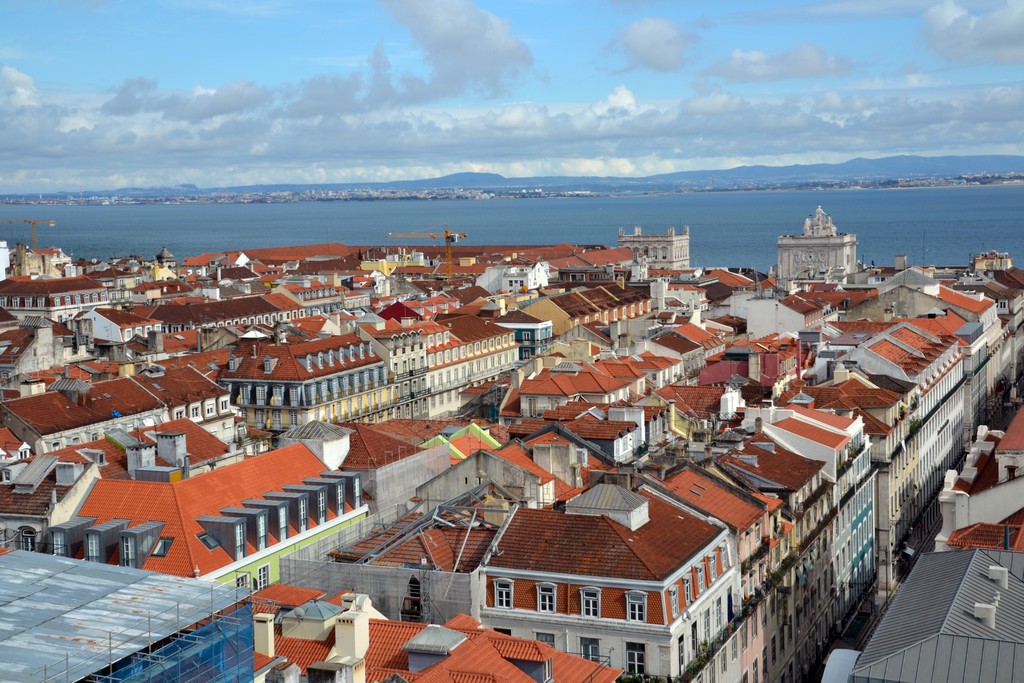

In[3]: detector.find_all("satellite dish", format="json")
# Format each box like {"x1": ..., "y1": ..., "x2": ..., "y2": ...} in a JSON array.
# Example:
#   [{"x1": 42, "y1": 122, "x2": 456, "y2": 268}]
[{"x1": 292, "y1": 607, "x2": 305, "y2": 621}]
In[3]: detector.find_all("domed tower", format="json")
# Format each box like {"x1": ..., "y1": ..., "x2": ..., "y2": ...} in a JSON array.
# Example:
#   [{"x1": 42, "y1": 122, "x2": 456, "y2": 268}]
[{"x1": 154, "y1": 243, "x2": 176, "y2": 270}]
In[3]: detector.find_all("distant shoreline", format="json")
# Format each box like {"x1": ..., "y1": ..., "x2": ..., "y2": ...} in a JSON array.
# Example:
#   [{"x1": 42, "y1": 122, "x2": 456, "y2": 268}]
[{"x1": 2, "y1": 176, "x2": 1021, "y2": 207}]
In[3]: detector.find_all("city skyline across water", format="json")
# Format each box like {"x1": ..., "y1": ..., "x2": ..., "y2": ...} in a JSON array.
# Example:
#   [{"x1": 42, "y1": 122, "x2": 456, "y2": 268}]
[{"x1": 1, "y1": 184, "x2": 1021, "y2": 271}]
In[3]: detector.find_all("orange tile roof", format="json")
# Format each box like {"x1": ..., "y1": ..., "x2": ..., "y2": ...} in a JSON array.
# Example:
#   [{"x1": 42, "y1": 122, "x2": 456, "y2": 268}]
[
  {"x1": 254, "y1": 583, "x2": 326, "y2": 609},
  {"x1": 937, "y1": 285, "x2": 994, "y2": 315},
  {"x1": 76, "y1": 443, "x2": 348, "y2": 577},
  {"x1": 489, "y1": 489, "x2": 719, "y2": 580},
  {"x1": 663, "y1": 468, "x2": 764, "y2": 531}
]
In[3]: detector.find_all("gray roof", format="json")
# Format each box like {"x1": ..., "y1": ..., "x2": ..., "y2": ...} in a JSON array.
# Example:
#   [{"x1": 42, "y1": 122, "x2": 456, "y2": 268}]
[
  {"x1": 403, "y1": 624, "x2": 467, "y2": 654},
  {"x1": 887, "y1": 268, "x2": 938, "y2": 287},
  {"x1": 290, "y1": 598, "x2": 343, "y2": 621},
  {"x1": 852, "y1": 550, "x2": 1024, "y2": 683},
  {"x1": 567, "y1": 483, "x2": 646, "y2": 513},
  {"x1": 0, "y1": 550, "x2": 243, "y2": 683},
  {"x1": 279, "y1": 420, "x2": 354, "y2": 441}
]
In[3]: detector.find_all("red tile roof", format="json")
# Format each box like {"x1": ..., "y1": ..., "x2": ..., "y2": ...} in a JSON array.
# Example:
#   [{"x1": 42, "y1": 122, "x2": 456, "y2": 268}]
[
  {"x1": 338, "y1": 423, "x2": 425, "y2": 469},
  {"x1": 489, "y1": 489, "x2": 720, "y2": 580},
  {"x1": 662, "y1": 468, "x2": 764, "y2": 532},
  {"x1": 76, "y1": 443, "x2": 348, "y2": 577}
]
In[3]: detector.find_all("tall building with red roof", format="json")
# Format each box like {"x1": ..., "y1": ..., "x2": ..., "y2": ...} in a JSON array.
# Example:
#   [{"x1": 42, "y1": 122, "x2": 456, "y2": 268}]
[{"x1": 480, "y1": 480, "x2": 735, "y2": 679}]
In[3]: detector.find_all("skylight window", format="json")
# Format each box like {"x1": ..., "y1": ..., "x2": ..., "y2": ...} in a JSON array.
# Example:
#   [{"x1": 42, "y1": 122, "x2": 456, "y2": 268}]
[
  {"x1": 151, "y1": 537, "x2": 174, "y2": 557},
  {"x1": 196, "y1": 532, "x2": 220, "y2": 550}
]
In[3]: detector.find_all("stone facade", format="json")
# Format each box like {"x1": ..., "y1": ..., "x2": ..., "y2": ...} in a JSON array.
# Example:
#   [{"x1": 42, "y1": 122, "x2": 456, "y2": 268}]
[
  {"x1": 618, "y1": 226, "x2": 690, "y2": 269},
  {"x1": 776, "y1": 206, "x2": 858, "y2": 283}
]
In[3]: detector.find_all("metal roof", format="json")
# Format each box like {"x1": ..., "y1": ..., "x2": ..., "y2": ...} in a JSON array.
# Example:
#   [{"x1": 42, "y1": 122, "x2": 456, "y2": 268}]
[
  {"x1": 0, "y1": 549, "x2": 244, "y2": 682},
  {"x1": 403, "y1": 624, "x2": 467, "y2": 654},
  {"x1": 852, "y1": 550, "x2": 1024, "y2": 683},
  {"x1": 279, "y1": 420, "x2": 354, "y2": 441},
  {"x1": 567, "y1": 483, "x2": 646, "y2": 513}
]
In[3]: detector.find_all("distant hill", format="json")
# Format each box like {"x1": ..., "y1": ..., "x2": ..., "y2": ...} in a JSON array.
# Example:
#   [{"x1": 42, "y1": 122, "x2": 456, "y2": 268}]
[{"x1": 18, "y1": 154, "x2": 1024, "y2": 199}]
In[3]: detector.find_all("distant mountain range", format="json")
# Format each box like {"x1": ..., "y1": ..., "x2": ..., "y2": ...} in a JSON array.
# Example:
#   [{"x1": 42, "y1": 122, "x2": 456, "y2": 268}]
[{"x1": 15, "y1": 154, "x2": 1024, "y2": 198}]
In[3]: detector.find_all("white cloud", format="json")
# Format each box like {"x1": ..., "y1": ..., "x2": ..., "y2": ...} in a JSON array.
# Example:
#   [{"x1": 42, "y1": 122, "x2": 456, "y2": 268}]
[
  {"x1": 1, "y1": 66, "x2": 39, "y2": 108},
  {"x1": 706, "y1": 43, "x2": 851, "y2": 82},
  {"x1": 377, "y1": 0, "x2": 533, "y2": 98},
  {"x1": 1, "y1": 62, "x2": 1023, "y2": 192},
  {"x1": 922, "y1": 0, "x2": 1024, "y2": 64},
  {"x1": 616, "y1": 18, "x2": 692, "y2": 71}
]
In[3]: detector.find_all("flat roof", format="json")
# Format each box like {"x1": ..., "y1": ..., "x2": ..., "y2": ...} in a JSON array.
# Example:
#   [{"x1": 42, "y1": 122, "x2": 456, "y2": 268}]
[{"x1": 0, "y1": 550, "x2": 244, "y2": 682}]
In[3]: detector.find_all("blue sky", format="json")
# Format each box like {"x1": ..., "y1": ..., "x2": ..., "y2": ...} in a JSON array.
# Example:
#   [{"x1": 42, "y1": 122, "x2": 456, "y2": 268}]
[{"x1": 1, "y1": 0, "x2": 1022, "y2": 192}]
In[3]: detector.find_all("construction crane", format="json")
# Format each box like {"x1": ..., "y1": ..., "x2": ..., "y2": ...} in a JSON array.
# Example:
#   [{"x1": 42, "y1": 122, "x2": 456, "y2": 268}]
[
  {"x1": 386, "y1": 225, "x2": 468, "y2": 282},
  {"x1": 2, "y1": 219, "x2": 56, "y2": 250}
]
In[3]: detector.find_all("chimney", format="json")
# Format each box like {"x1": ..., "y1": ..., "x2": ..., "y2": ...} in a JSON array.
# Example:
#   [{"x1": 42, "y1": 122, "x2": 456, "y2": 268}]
[
  {"x1": 147, "y1": 329, "x2": 164, "y2": 354},
  {"x1": 254, "y1": 613, "x2": 275, "y2": 658},
  {"x1": 127, "y1": 443, "x2": 157, "y2": 478},
  {"x1": 895, "y1": 254, "x2": 908, "y2": 271},
  {"x1": 704, "y1": 444, "x2": 713, "y2": 460},
  {"x1": 335, "y1": 597, "x2": 371, "y2": 660},
  {"x1": 155, "y1": 432, "x2": 188, "y2": 468},
  {"x1": 755, "y1": 417, "x2": 763, "y2": 434}
]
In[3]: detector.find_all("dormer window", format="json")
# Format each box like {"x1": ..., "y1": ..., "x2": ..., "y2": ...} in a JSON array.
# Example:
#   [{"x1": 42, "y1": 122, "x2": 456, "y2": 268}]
[
  {"x1": 709, "y1": 554, "x2": 717, "y2": 580},
  {"x1": 234, "y1": 522, "x2": 246, "y2": 559},
  {"x1": 696, "y1": 565, "x2": 705, "y2": 591},
  {"x1": 297, "y1": 497, "x2": 308, "y2": 533},
  {"x1": 494, "y1": 579, "x2": 513, "y2": 608},
  {"x1": 263, "y1": 356, "x2": 273, "y2": 373},
  {"x1": 120, "y1": 536, "x2": 136, "y2": 568},
  {"x1": 683, "y1": 575, "x2": 693, "y2": 603},
  {"x1": 626, "y1": 591, "x2": 646, "y2": 622},
  {"x1": 85, "y1": 534, "x2": 100, "y2": 562},
  {"x1": 669, "y1": 585, "x2": 679, "y2": 617},
  {"x1": 581, "y1": 587, "x2": 600, "y2": 618},
  {"x1": 537, "y1": 583, "x2": 556, "y2": 612}
]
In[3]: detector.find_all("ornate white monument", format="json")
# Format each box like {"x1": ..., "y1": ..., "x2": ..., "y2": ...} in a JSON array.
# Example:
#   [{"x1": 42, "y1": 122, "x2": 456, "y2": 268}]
[
  {"x1": 618, "y1": 226, "x2": 690, "y2": 269},
  {"x1": 776, "y1": 206, "x2": 858, "y2": 283}
]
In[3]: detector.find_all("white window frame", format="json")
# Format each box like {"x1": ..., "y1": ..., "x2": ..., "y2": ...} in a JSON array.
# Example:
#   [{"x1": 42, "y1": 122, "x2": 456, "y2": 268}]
[
  {"x1": 626, "y1": 591, "x2": 647, "y2": 622},
  {"x1": 537, "y1": 583, "x2": 556, "y2": 613},
  {"x1": 581, "y1": 587, "x2": 601, "y2": 618},
  {"x1": 495, "y1": 579, "x2": 513, "y2": 608},
  {"x1": 256, "y1": 564, "x2": 271, "y2": 590}
]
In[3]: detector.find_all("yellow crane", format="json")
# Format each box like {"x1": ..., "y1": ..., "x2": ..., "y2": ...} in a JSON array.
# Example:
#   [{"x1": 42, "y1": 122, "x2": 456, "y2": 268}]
[
  {"x1": 2, "y1": 219, "x2": 56, "y2": 250},
  {"x1": 386, "y1": 225, "x2": 468, "y2": 282}
]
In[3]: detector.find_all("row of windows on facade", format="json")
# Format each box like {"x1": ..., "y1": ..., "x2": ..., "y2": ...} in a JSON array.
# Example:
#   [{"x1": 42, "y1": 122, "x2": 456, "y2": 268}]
[
  {"x1": 429, "y1": 354, "x2": 510, "y2": 387},
  {"x1": 428, "y1": 336, "x2": 514, "y2": 366},
  {"x1": 492, "y1": 552, "x2": 724, "y2": 619},
  {"x1": 244, "y1": 369, "x2": 388, "y2": 405},
  {"x1": 0, "y1": 292, "x2": 105, "y2": 308}
]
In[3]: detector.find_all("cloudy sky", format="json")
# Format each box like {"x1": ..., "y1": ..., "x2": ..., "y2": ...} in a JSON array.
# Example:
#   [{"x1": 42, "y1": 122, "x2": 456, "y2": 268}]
[{"x1": 1, "y1": 0, "x2": 1022, "y2": 192}]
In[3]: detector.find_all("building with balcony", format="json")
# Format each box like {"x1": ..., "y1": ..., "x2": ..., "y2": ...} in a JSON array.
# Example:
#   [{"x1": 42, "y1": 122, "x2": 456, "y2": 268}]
[
  {"x1": 358, "y1": 320, "x2": 428, "y2": 420},
  {"x1": 222, "y1": 334, "x2": 391, "y2": 431}
]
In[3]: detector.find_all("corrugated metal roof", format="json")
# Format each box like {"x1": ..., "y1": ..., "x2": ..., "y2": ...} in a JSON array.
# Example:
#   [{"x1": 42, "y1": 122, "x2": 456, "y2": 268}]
[
  {"x1": 567, "y1": 483, "x2": 646, "y2": 513},
  {"x1": 853, "y1": 550, "x2": 1024, "y2": 682},
  {"x1": 11, "y1": 454, "x2": 58, "y2": 491},
  {"x1": 280, "y1": 420, "x2": 354, "y2": 441},
  {"x1": 0, "y1": 550, "x2": 243, "y2": 682}
]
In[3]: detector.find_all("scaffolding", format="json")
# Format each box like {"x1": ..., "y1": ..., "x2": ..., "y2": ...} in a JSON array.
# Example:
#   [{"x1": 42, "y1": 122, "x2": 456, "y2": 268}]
[
  {"x1": 86, "y1": 605, "x2": 254, "y2": 683},
  {"x1": 279, "y1": 484, "x2": 515, "y2": 625}
]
